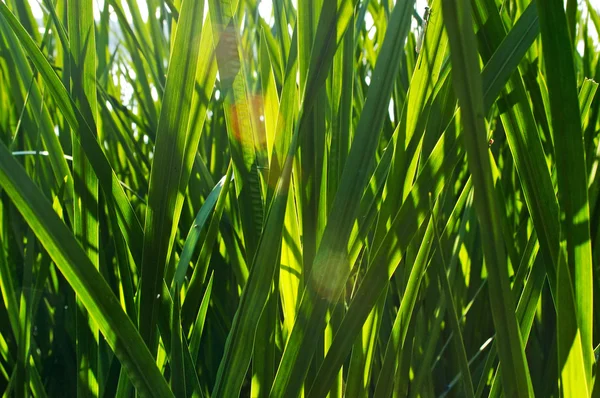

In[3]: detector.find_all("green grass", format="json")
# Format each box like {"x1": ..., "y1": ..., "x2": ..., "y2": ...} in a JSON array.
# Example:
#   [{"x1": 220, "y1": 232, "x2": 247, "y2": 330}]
[{"x1": 0, "y1": 0, "x2": 599, "y2": 396}]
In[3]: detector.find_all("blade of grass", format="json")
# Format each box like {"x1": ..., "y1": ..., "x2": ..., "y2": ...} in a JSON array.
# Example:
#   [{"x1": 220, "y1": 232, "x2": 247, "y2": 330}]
[
  {"x1": 0, "y1": 141, "x2": 173, "y2": 397},
  {"x1": 271, "y1": 0, "x2": 414, "y2": 394},
  {"x1": 428, "y1": 193, "x2": 475, "y2": 397},
  {"x1": 537, "y1": 0, "x2": 594, "y2": 392},
  {"x1": 209, "y1": 0, "x2": 265, "y2": 263},
  {"x1": 181, "y1": 164, "x2": 233, "y2": 329},
  {"x1": 67, "y1": 0, "x2": 100, "y2": 395},
  {"x1": 0, "y1": 13, "x2": 74, "y2": 217},
  {"x1": 442, "y1": 0, "x2": 533, "y2": 394},
  {"x1": 372, "y1": 216, "x2": 435, "y2": 398},
  {"x1": 137, "y1": 0, "x2": 205, "y2": 351},
  {"x1": 0, "y1": 2, "x2": 144, "y2": 264},
  {"x1": 189, "y1": 272, "x2": 214, "y2": 363},
  {"x1": 172, "y1": 173, "x2": 228, "y2": 289},
  {"x1": 170, "y1": 286, "x2": 185, "y2": 398},
  {"x1": 210, "y1": 1, "x2": 357, "y2": 395},
  {"x1": 472, "y1": 0, "x2": 560, "y2": 296}
]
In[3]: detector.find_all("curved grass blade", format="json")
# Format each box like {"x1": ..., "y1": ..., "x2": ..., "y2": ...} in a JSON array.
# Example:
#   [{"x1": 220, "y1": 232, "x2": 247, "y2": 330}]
[
  {"x1": 480, "y1": 2, "x2": 540, "y2": 111},
  {"x1": 181, "y1": 164, "x2": 233, "y2": 329},
  {"x1": 172, "y1": 173, "x2": 229, "y2": 289},
  {"x1": 189, "y1": 272, "x2": 214, "y2": 363},
  {"x1": 373, "y1": 0, "x2": 448, "y2": 256}
]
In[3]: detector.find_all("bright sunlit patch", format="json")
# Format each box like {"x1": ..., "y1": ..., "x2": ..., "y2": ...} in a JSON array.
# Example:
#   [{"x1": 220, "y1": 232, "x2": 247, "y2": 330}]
[
  {"x1": 112, "y1": 69, "x2": 119, "y2": 87},
  {"x1": 29, "y1": 0, "x2": 43, "y2": 19},
  {"x1": 413, "y1": 0, "x2": 432, "y2": 39},
  {"x1": 121, "y1": 0, "x2": 133, "y2": 23},
  {"x1": 578, "y1": 39, "x2": 586, "y2": 55},
  {"x1": 139, "y1": 1, "x2": 149, "y2": 22},
  {"x1": 109, "y1": 5, "x2": 118, "y2": 23},
  {"x1": 416, "y1": 0, "x2": 429, "y2": 12},
  {"x1": 241, "y1": 13, "x2": 247, "y2": 31},
  {"x1": 118, "y1": 74, "x2": 134, "y2": 104},
  {"x1": 309, "y1": 248, "x2": 349, "y2": 302},
  {"x1": 258, "y1": 1, "x2": 274, "y2": 25},
  {"x1": 364, "y1": 11, "x2": 374, "y2": 31},
  {"x1": 117, "y1": 0, "x2": 148, "y2": 23},
  {"x1": 578, "y1": 1, "x2": 600, "y2": 54},
  {"x1": 479, "y1": 337, "x2": 493, "y2": 352},
  {"x1": 365, "y1": 12, "x2": 376, "y2": 40},
  {"x1": 94, "y1": 0, "x2": 104, "y2": 21}
]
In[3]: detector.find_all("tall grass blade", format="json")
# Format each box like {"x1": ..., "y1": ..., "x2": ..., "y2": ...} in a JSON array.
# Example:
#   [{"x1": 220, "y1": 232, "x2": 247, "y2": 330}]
[{"x1": 442, "y1": 0, "x2": 533, "y2": 394}]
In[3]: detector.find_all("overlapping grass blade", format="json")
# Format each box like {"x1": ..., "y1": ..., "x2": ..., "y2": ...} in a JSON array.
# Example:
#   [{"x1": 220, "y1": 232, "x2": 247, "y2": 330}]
[
  {"x1": 1, "y1": 0, "x2": 599, "y2": 395},
  {"x1": 537, "y1": 0, "x2": 595, "y2": 392},
  {"x1": 0, "y1": 2, "x2": 144, "y2": 261},
  {"x1": 211, "y1": 1, "x2": 357, "y2": 395},
  {"x1": 67, "y1": 0, "x2": 100, "y2": 394},
  {"x1": 442, "y1": 0, "x2": 533, "y2": 394},
  {"x1": 0, "y1": 141, "x2": 173, "y2": 397},
  {"x1": 271, "y1": 2, "x2": 417, "y2": 395},
  {"x1": 137, "y1": 0, "x2": 205, "y2": 351}
]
